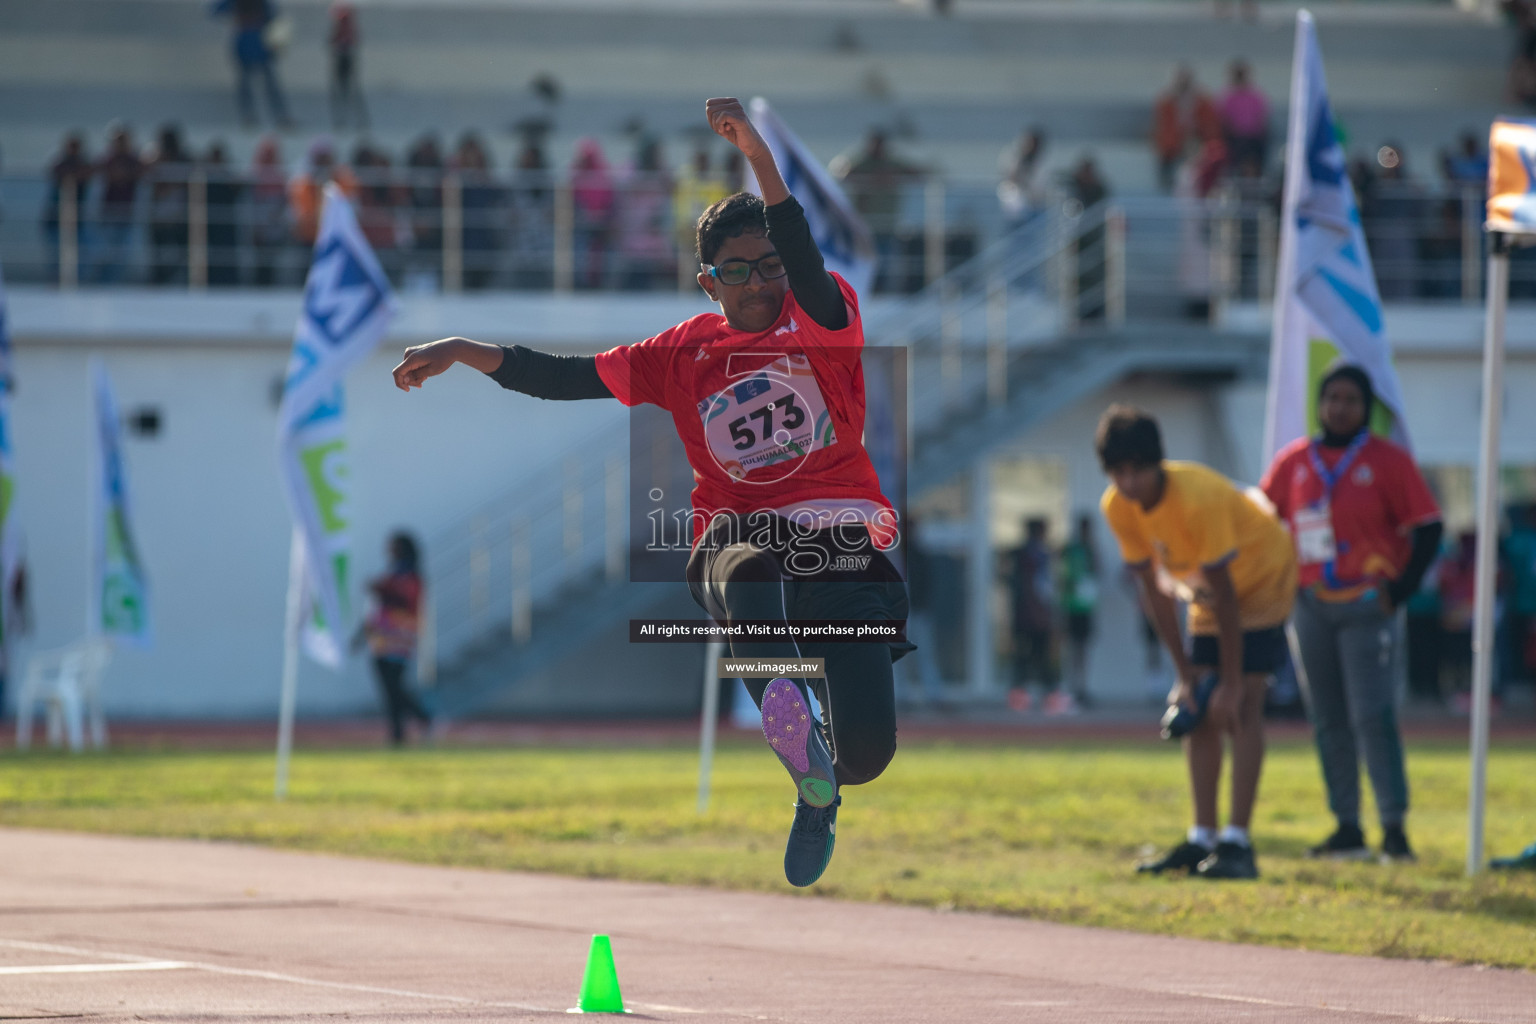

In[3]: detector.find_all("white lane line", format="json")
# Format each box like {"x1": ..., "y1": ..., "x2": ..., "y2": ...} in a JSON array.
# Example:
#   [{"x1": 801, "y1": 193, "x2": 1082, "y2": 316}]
[
  {"x1": 0, "y1": 939, "x2": 552, "y2": 1013},
  {"x1": 1164, "y1": 989, "x2": 1501, "y2": 1024},
  {"x1": 0, "y1": 962, "x2": 189, "y2": 975}
]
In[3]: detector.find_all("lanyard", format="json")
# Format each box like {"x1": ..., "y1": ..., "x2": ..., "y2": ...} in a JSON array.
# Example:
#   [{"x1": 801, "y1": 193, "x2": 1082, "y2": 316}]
[
  {"x1": 1303, "y1": 432, "x2": 1374, "y2": 592},
  {"x1": 1306, "y1": 431, "x2": 1369, "y2": 505}
]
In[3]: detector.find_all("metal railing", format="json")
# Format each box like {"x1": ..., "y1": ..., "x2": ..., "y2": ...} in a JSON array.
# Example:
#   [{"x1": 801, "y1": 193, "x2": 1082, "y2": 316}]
[
  {"x1": 4, "y1": 167, "x2": 1019, "y2": 296},
  {"x1": 421, "y1": 419, "x2": 629, "y2": 677}
]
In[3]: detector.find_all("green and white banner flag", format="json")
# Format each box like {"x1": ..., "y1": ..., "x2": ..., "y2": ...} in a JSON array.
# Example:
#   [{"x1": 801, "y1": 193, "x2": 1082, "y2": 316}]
[
  {"x1": 91, "y1": 359, "x2": 151, "y2": 645},
  {"x1": 277, "y1": 184, "x2": 396, "y2": 668},
  {"x1": 1263, "y1": 11, "x2": 1409, "y2": 461}
]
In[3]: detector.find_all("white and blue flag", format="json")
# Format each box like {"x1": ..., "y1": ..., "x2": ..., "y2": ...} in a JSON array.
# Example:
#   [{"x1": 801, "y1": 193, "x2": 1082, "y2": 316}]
[
  {"x1": 747, "y1": 98, "x2": 877, "y2": 296},
  {"x1": 1263, "y1": 10, "x2": 1409, "y2": 462},
  {"x1": 91, "y1": 359, "x2": 152, "y2": 646},
  {"x1": 277, "y1": 184, "x2": 397, "y2": 667}
]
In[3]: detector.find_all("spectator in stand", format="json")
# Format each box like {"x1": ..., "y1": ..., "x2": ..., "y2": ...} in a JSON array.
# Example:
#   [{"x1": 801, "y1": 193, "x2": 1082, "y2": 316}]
[
  {"x1": 1219, "y1": 60, "x2": 1269, "y2": 175},
  {"x1": 351, "y1": 140, "x2": 402, "y2": 276},
  {"x1": 1504, "y1": 0, "x2": 1536, "y2": 108},
  {"x1": 1261, "y1": 364, "x2": 1442, "y2": 864},
  {"x1": 288, "y1": 136, "x2": 357, "y2": 248},
  {"x1": 202, "y1": 141, "x2": 244, "y2": 287},
  {"x1": 509, "y1": 137, "x2": 554, "y2": 289},
  {"x1": 405, "y1": 135, "x2": 445, "y2": 279},
  {"x1": 832, "y1": 128, "x2": 922, "y2": 292},
  {"x1": 454, "y1": 132, "x2": 503, "y2": 290},
  {"x1": 328, "y1": 1, "x2": 368, "y2": 131},
  {"x1": 42, "y1": 133, "x2": 91, "y2": 281},
  {"x1": 93, "y1": 123, "x2": 144, "y2": 284},
  {"x1": 251, "y1": 135, "x2": 289, "y2": 286},
  {"x1": 674, "y1": 145, "x2": 729, "y2": 260},
  {"x1": 570, "y1": 137, "x2": 615, "y2": 289},
  {"x1": 1363, "y1": 144, "x2": 1420, "y2": 300},
  {"x1": 1008, "y1": 517, "x2": 1059, "y2": 713},
  {"x1": 1070, "y1": 155, "x2": 1110, "y2": 321},
  {"x1": 214, "y1": 0, "x2": 293, "y2": 130},
  {"x1": 998, "y1": 125, "x2": 1049, "y2": 225},
  {"x1": 615, "y1": 135, "x2": 675, "y2": 291},
  {"x1": 1152, "y1": 66, "x2": 1220, "y2": 193},
  {"x1": 1059, "y1": 513, "x2": 1100, "y2": 709},
  {"x1": 147, "y1": 124, "x2": 192, "y2": 286},
  {"x1": 1442, "y1": 131, "x2": 1490, "y2": 188}
]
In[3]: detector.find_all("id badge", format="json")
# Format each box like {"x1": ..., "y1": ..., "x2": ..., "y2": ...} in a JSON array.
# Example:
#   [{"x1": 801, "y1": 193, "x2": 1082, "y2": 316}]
[{"x1": 1294, "y1": 504, "x2": 1336, "y2": 565}]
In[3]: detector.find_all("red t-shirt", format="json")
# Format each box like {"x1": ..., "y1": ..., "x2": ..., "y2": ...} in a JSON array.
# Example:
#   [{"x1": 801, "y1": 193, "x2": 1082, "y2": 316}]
[
  {"x1": 594, "y1": 274, "x2": 895, "y2": 545},
  {"x1": 1261, "y1": 434, "x2": 1440, "y2": 597}
]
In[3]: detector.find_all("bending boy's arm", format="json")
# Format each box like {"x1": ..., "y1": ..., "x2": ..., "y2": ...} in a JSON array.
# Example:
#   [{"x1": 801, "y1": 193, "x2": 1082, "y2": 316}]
[
  {"x1": 1130, "y1": 561, "x2": 1194, "y2": 689},
  {"x1": 707, "y1": 97, "x2": 847, "y2": 330},
  {"x1": 392, "y1": 338, "x2": 614, "y2": 400}
]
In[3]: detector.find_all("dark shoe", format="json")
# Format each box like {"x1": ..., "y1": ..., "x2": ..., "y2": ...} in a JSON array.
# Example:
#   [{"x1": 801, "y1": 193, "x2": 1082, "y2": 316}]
[
  {"x1": 784, "y1": 795, "x2": 840, "y2": 887},
  {"x1": 1489, "y1": 842, "x2": 1536, "y2": 871},
  {"x1": 761, "y1": 678, "x2": 837, "y2": 807},
  {"x1": 1197, "y1": 841, "x2": 1260, "y2": 879},
  {"x1": 1136, "y1": 840, "x2": 1212, "y2": 875},
  {"x1": 1380, "y1": 825, "x2": 1416, "y2": 864},
  {"x1": 1307, "y1": 822, "x2": 1373, "y2": 861}
]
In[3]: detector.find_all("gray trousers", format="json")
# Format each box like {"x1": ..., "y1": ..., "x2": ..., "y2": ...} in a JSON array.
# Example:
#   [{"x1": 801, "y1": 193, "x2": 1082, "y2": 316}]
[{"x1": 1288, "y1": 589, "x2": 1410, "y2": 828}]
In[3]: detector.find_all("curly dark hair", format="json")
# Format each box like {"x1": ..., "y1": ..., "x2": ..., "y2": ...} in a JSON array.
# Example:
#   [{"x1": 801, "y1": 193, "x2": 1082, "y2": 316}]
[
  {"x1": 1095, "y1": 405, "x2": 1164, "y2": 471},
  {"x1": 696, "y1": 191, "x2": 768, "y2": 266}
]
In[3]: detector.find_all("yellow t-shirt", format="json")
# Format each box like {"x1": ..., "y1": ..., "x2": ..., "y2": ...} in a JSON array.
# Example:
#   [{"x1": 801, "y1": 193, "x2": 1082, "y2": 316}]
[{"x1": 1101, "y1": 461, "x2": 1297, "y2": 635}]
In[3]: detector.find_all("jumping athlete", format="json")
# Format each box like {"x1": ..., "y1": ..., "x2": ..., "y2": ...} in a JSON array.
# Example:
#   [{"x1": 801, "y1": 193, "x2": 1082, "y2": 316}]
[{"x1": 391, "y1": 97, "x2": 911, "y2": 887}]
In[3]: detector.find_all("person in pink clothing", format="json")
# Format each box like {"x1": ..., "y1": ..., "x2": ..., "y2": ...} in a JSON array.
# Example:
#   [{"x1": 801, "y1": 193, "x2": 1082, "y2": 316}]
[{"x1": 1220, "y1": 60, "x2": 1270, "y2": 174}]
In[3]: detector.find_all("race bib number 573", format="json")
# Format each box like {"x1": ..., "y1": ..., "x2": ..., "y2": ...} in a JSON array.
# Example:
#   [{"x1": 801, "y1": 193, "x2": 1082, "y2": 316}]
[{"x1": 697, "y1": 355, "x2": 836, "y2": 483}]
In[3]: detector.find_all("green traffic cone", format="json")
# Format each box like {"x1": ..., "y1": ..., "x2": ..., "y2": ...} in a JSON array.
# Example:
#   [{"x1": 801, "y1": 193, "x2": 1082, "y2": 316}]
[{"x1": 571, "y1": 934, "x2": 628, "y2": 1014}]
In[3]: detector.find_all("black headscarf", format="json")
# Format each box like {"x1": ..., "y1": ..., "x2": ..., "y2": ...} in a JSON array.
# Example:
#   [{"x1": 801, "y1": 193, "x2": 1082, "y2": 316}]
[{"x1": 1317, "y1": 363, "x2": 1375, "y2": 447}]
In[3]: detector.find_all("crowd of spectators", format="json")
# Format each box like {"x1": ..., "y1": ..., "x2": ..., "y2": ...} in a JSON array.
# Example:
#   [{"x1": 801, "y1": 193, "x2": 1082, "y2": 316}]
[{"x1": 39, "y1": 125, "x2": 749, "y2": 292}]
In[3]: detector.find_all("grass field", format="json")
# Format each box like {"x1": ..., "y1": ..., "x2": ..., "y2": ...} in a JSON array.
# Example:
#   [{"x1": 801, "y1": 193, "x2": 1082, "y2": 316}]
[{"x1": 2, "y1": 735, "x2": 1533, "y2": 970}]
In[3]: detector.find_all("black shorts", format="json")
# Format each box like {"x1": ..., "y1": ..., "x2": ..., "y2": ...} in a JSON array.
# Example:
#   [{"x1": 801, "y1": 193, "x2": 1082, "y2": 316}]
[
  {"x1": 685, "y1": 512, "x2": 914, "y2": 663},
  {"x1": 1189, "y1": 625, "x2": 1288, "y2": 674}
]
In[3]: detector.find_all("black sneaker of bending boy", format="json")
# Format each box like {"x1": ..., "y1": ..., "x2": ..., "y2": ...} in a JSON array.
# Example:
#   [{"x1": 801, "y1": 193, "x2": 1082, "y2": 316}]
[
  {"x1": 1136, "y1": 839, "x2": 1212, "y2": 875},
  {"x1": 1197, "y1": 841, "x2": 1259, "y2": 879}
]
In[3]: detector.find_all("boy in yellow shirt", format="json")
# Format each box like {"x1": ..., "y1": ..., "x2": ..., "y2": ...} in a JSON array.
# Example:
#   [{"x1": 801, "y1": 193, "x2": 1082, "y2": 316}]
[{"x1": 1098, "y1": 406, "x2": 1297, "y2": 879}]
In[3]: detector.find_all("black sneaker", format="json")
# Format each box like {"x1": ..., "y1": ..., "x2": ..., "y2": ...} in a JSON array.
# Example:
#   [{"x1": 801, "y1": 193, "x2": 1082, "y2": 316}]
[
  {"x1": 784, "y1": 795, "x2": 840, "y2": 887},
  {"x1": 1197, "y1": 841, "x2": 1260, "y2": 880},
  {"x1": 1307, "y1": 822, "x2": 1372, "y2": 861},
  {"x1": 1380, "y1": 826, "x2": 1417, "y2": 864},
  {"x1": 760, "y1": 678, "x2": 838, "y2": 807},
  {"x1": 1136, "y1": 840, "x2": 1212, "y2": 875}
]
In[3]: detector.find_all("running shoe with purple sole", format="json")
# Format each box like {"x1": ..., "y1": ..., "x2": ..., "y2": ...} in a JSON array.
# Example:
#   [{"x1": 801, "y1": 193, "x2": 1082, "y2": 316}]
[{"x1": 760, "y1": 677, "x2": 838, "y2": 807}]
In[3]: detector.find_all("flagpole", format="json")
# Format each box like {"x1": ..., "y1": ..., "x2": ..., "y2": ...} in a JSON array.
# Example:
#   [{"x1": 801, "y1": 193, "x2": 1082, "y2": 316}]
[
  {"x1": 1467, "y1": 232, "x2": 1509, "y2": 875},
  {"x1": 275, "y1": 529, "x2": 303, "y2": 800}
]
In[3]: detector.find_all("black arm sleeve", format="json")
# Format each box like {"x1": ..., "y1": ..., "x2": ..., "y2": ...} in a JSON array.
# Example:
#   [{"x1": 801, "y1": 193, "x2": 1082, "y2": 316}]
[
  {"x1": 1389, "y1": 520, "x2": 1444, "y2": 607},
  {"x1": 764, "y1": 196, "x2": 848, "y2": 331},
  {"x1": 485, "y1": 344, "x2": 614, "y2": 401}
]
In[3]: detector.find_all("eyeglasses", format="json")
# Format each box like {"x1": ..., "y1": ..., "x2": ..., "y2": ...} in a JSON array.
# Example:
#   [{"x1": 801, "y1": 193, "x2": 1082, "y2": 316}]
[{"x1": 707, "y1": 255, "x2": 787, "y2": 286}]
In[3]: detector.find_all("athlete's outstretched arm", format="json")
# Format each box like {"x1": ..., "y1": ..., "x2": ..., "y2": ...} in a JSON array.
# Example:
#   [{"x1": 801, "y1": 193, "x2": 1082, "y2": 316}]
[
  {"x1": 392, "y1": 337, "x2": 613, "y2": 401},
  {"x1": 706, "y1": 97, "x2": 848, "y2": 331}
]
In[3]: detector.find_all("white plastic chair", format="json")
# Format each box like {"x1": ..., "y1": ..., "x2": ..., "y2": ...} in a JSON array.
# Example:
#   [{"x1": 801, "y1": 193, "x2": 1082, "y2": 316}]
[{"x1": 15, "y1": 638, "x2": 111, "y2": 751}]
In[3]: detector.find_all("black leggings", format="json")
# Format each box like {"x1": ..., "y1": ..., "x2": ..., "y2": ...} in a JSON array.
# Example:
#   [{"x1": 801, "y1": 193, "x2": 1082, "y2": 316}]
[
  {"x1": 688, "y1": 518, "x2": 910, "y2": 788},
  {"x1": 373, "y1": 657, "x2": 430, "y2": 745}
]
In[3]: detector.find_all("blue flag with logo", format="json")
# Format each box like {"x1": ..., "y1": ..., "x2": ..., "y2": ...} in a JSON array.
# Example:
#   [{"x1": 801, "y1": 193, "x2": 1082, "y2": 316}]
[
  {"x1": 746, "y1": 98, "x2": 876, "y2": 296},
  {"x1": 277, "y1": 185, "x2": 397, "y2": 667},
  {"x1": 1263, "y1": 11, "x2": 1409, "y2": 462}
]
